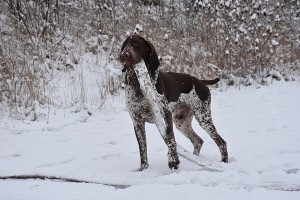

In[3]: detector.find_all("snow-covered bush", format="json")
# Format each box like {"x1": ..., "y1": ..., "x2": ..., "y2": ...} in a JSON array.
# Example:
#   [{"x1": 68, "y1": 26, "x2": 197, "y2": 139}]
[{"x1": 0, "y1": 0, "x2": 299, "y2": 119}]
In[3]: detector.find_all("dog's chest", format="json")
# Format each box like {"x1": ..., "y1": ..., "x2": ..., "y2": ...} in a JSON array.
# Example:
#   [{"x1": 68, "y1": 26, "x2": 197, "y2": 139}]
[{"x1": 125, "y1": 84, "x2": 155, "y2": 123}]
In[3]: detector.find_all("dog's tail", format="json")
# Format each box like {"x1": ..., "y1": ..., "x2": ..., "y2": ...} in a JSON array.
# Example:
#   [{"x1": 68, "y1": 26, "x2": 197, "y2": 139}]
[{"x1": 201, "y1": 78, "x2": 220, "y2": 85}]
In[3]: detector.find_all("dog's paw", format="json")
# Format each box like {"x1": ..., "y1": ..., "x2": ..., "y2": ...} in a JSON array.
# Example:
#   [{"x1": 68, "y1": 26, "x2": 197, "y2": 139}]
[
  {"x1": 168, "y1": 159, "x2": 180, "y2": 170},
  {"x1": 168, "y1": 153, "x2": 180, "y2": 170},
  {"x1": 139, "y1": 163, "x2": 149, "y2": 171},
  {"x1": 222, "y1": 156, "x2": 228, "y2": 163},
  {"x1": 167, "y1": 149, "x2": 180, "y2": 170},
  {"x1": 221, "y1": 151, "x2": 229, "y2": 163}
]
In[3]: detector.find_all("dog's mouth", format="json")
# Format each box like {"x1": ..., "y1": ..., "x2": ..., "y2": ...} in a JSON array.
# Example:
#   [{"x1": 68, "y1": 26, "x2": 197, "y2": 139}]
[
  {"x1": 119, "y1": 52, "x2": 134, "y2": 71},
  {"x1": 120, "y1": 58, "x2": 142, "y2": 72},
  {"x1": 119, "y1": 51, "x2": 143, "y2": 72},
  {"x1": 123, "y1": 61, "x2": 133, "y2": 68},
  {"x1": 121, "y1": 61, "x2": 133, "y2": 72}
]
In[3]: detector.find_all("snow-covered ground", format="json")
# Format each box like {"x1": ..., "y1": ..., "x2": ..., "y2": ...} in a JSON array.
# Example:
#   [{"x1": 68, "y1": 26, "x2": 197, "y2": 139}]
[{"x1": 1, "y1": 81, "x2": 300, "y2": 200}]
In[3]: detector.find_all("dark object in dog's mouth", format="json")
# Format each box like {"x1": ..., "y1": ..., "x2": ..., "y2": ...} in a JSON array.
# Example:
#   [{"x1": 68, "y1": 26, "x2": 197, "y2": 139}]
[{"x1": 122, "y1": 62, "x2": 134, "y2": 72}]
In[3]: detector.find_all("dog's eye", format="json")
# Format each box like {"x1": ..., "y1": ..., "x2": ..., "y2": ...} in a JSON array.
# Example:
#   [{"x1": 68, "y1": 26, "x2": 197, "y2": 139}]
[{"x1": 132, "y1": 41, "x2": 139, "y2": 47}]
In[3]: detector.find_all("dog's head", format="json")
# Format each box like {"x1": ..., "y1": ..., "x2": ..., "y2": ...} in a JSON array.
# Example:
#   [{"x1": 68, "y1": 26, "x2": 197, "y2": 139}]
[{"x1": 119, "y1": 35, "x2": 160, "y2": 76}]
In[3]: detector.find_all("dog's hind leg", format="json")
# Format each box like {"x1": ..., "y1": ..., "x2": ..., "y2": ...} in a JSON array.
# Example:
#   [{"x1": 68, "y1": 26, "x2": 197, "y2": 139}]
[
  {"x1": 194, "y1": 99, "x2": 228, "y2": 163},
  {"x1": 173, "y1": 105, "x2": 204, "y2": 156},
  {"x1": 133, "y1": 120, "x2": 149, "y2": 170}
]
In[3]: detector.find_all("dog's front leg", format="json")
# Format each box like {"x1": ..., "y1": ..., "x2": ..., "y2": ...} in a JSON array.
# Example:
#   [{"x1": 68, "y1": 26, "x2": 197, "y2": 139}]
[
  {"x1": 133, "y1": 121, "x2": 149, "y2": 171},
  {"x1": 163, "y1": 109, "x2": 180, "y2": 169}
]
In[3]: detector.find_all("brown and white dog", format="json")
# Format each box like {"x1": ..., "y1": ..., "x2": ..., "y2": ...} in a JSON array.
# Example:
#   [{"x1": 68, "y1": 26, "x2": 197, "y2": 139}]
[{"x1": 119, "y1": 35, "x2": 228, "y2": 170}]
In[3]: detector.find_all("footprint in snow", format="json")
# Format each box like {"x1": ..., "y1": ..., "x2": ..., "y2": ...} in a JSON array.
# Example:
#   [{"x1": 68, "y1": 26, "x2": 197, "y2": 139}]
[{"x1": 285, "y1": 168, "x2": 299, "y2": 174}]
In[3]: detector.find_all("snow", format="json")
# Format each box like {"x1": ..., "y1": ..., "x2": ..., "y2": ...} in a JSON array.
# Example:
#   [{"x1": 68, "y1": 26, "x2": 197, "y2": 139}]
[
  {"x1": 164, "y1": 34, "x2": 169, "y2": 40},
  {"x1": 250, "y1": 13, "x2": 257, "y2": 20},
  {"x1": 1, "y1": 81, "x2": 300, "y2": 199},
  {"x1": 272, "y1": 39, "x2": 279, "y2": 46},
  {"x1": 134, "y1": 24, "x2": 143, "y2": 34}
]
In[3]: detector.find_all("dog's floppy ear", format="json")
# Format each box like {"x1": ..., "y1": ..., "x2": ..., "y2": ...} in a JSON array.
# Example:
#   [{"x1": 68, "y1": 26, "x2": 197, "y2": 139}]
[
  {"x1": 121, "y1": 36, "x2": 130, "y2": 52},
  {"x1": 145, "y1": 39, "x2": 160, "y2": 79}
]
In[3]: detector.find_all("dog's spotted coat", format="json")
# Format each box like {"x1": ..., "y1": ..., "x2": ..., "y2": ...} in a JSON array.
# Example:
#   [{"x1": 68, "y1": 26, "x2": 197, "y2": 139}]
[{"x1": 119, "y1": 35, "x2": 228, "y2": 170}]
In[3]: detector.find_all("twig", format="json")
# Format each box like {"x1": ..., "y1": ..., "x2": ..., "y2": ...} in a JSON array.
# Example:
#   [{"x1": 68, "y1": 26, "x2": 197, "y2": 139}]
[
  {"x1": 0, "y1": 175, "x2": 130, "y2": 189},
  {"x1": 3, "y1": 123, "x2": 16, "y2": 135},
  {"x1": 177, "y1": 144, "x2": 223, "y2": 172}
]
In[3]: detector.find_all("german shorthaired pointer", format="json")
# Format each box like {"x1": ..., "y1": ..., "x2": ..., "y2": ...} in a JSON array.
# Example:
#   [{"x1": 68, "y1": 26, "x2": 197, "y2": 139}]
[{"x1": 119, "y1": 35, "x2": 228, "y2": 170}]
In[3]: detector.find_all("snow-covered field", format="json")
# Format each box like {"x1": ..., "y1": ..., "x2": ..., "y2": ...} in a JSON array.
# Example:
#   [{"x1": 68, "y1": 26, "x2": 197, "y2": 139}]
[{"x1": 1, "y1": 81, "x2": 300, "y2": 200}]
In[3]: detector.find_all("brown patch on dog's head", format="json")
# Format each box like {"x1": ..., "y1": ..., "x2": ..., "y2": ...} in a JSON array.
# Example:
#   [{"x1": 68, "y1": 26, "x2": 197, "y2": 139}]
[{"x1": 119, "y1": 35, "x2": 160, "y2": 77}]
